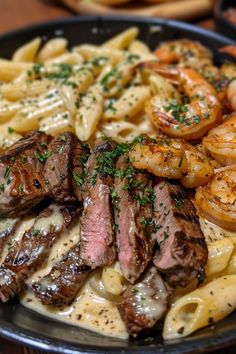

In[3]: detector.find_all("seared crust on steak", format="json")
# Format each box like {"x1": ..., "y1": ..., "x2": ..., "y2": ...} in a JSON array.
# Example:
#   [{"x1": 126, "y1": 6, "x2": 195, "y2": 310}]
[
  {"x1": 44, "y1": 132, "x2": 89, "y2": 202},
  {"x1": 153, "y1": 180, "x2": 208, "y2": 287},
  {"x1": 118, "y1": 266, "x2": 169, "y2": 334},
  {"x1": 32, "y1": 244, "x2": 90, "y2": 306},
  {"x1": 0, "y1": 131, "x2": 52, "y2": 217},
  {"x1": 0, "y1": 204, "x2": 81, "y2": 302}
]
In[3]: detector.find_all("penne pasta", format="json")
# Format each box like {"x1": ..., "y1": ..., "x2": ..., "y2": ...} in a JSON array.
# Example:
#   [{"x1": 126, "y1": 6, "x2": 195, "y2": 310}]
[
  {"x1": 75, "y1": 84, "x2": 104, "y2": 141},
  {"x1": 39, "y1": 111, "x2": 74, "y2": 135},
  {"x1": 163, "y1": 275, "x2": 236, "y2": 339},
  {"x1": 102, "y1": 27, "x2": 139, "y2": 50},
  {"x1": 102, "y1": 266, "x2": 123, "y2": 296},
  {"x1": 73, "y1": 44, "x2": 124, "y2": 66},
  {"x1": 12, "y1": 37, "x2": 41, "y2": 62},
  {"x1": 0, "y1": 59, "x2": 31, "y2": 82},
  {"x1": 205, "y1": 238, "x2": 234, "y2": 277},
  {"x1": 11, "y1": 89, "x2": 66, "y2": 132},
  {"x1": 37, "y1": 38, "x2": 68, "y2": 62},
  {"x1": 103, "y1": 85, "x2": 150, "y2": 120}
]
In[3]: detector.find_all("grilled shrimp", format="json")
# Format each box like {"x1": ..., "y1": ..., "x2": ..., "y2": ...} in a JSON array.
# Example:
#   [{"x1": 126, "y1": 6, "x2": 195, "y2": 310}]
[
  {"x1": 142, "y1": 63, "x2": 221, "y2": 141},
  {"x1": 195, "y1": 166, "x2": 236, "y2": 231},
  {"x1": 129, "y1": 135, "x2": 214, "y2": 188},
  {"x1": 203, "y1": 114, "x2": 236, "y2": 165},
  {"x1": 154, "y1": 39, "x2": 213, "y2": 70}
]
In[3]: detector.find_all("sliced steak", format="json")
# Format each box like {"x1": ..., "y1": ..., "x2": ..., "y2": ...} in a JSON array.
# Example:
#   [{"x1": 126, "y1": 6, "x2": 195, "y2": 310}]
[
  {"x1": 0, "y1": 131, "x2": 52, "y2": 217},
  {"x1": 114, "y1": 154, "x2": 154, "y2": 284},
  {"x1": 0, "y1": 203, "x2": 81, "y2": 302},
  {"x1": 32, "y1": 243, "x2": 90, "y2": 306},
  {"x1": 0, "y1": 217, "x2": 21, "y2": 254},
  {"x1": 153, "y1": 180, "x2": 208, "y2": 287},
  {"x1": 44, "y1": 132, "x2": 89, "y2": 202},
  {"x1": 79, "y1": 139, "x2": 116, "y2": 268},
  {"x1": 118, "y1": 266, "x2": 169, "y2": 335}
]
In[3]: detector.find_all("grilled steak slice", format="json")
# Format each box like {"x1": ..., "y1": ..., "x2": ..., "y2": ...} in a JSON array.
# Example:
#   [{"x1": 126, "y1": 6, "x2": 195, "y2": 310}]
[
  {"x1": 0, "y1": 131, "x2": 52, "y2": 217},
  {"x1": 118, "y1": 266, "x2": 169, "y2": 334},
  {"x1": 32, "y1": 243, "x2": 90, "y2": 306},
  {"x1": 0, "y1": 204, "x2": 81, "y2": 302},
  {"x1": 0, "y1": 217, "x2": 21, "y2": 254},
  {"x1": 114, "y1": 154, "x2": 154, "y2": 284},
  {"x1": 80, "y1": 139, "x2": 116, "y2": 268},
  {"x1": 153, "y1": 180, "x2": 208, "y2": 287},
  {"x1": 44, "y1": 132, "x2": 88, "y2": 202}
]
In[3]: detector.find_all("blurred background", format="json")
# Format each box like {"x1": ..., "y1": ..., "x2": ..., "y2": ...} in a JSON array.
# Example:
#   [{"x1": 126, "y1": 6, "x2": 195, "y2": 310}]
[{"x1": 0, "y1": 0, "x2": 222, "y2": 34}]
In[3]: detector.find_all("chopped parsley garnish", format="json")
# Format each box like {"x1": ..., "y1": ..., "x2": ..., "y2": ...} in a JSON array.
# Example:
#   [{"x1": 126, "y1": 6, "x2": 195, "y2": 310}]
[
  {"x1": 171, "y1": 192, "x2": 183, "y2": 209},
  {"x1": 100, "y1": 68, "x2": 121, "y2": 92},
  {"x1": 73, "y1": 172, "x2": 84, "y2": 186},
  {"x1": 32, "y1": 228, "x2": 40, "y2": 236},
  {"x1": 35, "y1": 151, "x2": 51, "y2": 163},
  {"x1": 7, "y1": 127, "x2": 14, "y2": 134},
  {"x1": 4, "y1": 166, "x2": 11, "y2": 180}
]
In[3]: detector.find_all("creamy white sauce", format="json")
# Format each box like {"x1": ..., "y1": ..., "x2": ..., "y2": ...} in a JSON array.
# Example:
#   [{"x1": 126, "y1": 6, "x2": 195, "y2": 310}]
[
  {"x1": 21, "y1": 281, "x2": 127, "y2": 339},
  {"x1": 0, "y1": 217, "x2": 18, "y2": 235},
  {"x1": 133, "y1": 268, "x2": 166, "y2": 319},
  {"x1": 19, "y1": 213, "x2": 236, "y2": 339},
  {"x1": 19, "y1": 216, "x2": 128, "y2": 339},
  {"x1": 200, "y1": 217, "x2": 236, "y2": 242},
  {"x1": 27, "y1": 221, "x2": 81, "y2": 285},
  {"x1": 33, "y1": 205, "x2": 64, "y2": 236}
]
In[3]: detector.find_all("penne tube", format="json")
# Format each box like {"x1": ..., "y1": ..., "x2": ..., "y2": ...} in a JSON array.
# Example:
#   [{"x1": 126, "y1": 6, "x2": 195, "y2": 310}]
[
  {"x1": 39, "y1": 111, "x2": 74, "y2": 135},
  {"x1": 0, "y1": 79, "x2": 55, "y2": 101},
  {"x1": 75, "y1": 84, "x2": 104, "y2": 141},
  {"x1": 45, "y1": 52, "x2": 83, "y2": 65},
  {"x1": 73, "y1": 44, "x2": 124, "y2": 66},
  {"x1": 11, "y1": 89, "x2": 66, "y2": 132},
  {"x1": 0, "y1": 59, "x2": 31, "y2": 82},
  {"x1": 163, "y1": 275, "x2": 236, "y2": 339},
  {"x1": 12, "y1": 37, "x2": 41, "y2": 63},
  {"x1": 37, "y1": 38, "x2": 68, "y2": 63},
  {"x1": 129, "y1": 39, "x2": 152, "y2": 55},
  {"x1": 102, "y1": 266, "x2": 123, "y2": 296},
  {"x1": 102, "y1": 27, "x2": 139, "y2": 50},
  {"x1": 0, "y1": 99, "x2": 22, "y2": 123},
  {"x1": 205, "y1": 238, "x2": 234, "y2": 277},
  {"x1": 103, "y1": 85, "x2": 150, "y2": 120}
]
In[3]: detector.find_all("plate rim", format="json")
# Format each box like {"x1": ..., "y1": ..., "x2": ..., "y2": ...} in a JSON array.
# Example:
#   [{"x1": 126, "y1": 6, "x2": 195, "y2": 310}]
[{"x1": 0, "y1": 14, "x2": 235, "y2": 354}]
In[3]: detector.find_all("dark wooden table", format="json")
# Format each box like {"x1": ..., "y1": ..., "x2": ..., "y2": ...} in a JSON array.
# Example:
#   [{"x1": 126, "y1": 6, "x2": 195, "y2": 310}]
[{"x1": 0, "y1": 1, "x2": 232, "y2": 353}]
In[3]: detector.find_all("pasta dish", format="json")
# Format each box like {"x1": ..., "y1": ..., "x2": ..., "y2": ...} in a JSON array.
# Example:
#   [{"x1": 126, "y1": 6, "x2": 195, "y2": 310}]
[{"x1": 0, "y1": 27, "x2": 235, "y2": 341}]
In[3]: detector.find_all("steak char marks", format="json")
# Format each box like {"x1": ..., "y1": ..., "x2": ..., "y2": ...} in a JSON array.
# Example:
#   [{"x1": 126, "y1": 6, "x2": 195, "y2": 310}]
[
  {"x1": 0, "y1": 203, "x2": 81, "y2": 302},
  {"x1": 80, "y1": 139, "x2": 117, "y2": 268},
  {"x1": 153, "y1": 180, "x2": 208, "y2": 287},
  {"x1": 32, "y1": 242, "x2": 90, "y2": 306},
  {"x1": 118, "y1": 266, "x2": 169, "y2": 335},
  {"x1": 44, "y1": 131, "x2": 89, "y2": 202},
  {"x1": 114, "y1": 154, "x2": 154, "y2": 284},
  {"x1": 0, "y1": 131, "x2": 52, "y2": 217}
]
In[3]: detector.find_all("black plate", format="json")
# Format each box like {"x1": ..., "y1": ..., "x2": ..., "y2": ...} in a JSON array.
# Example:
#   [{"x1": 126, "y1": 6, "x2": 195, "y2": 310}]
[
  {"x1": 0, "y1": 16, "x2": 236, "y2": 354},
  {"x1": 215, "y1": 0, "x2": 236, "y2": 40}
]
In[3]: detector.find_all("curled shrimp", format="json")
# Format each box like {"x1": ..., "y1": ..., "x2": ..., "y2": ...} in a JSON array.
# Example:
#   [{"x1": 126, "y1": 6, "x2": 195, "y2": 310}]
[
  {"x1": 154, "y1": 39, "x2": 213, "y2": 70},
  {"x1": 129, "y1": 135, "x2": 214, "y2": 188},
  {"x1": 203, "y1": 114, "x2": 236, "y2": 166},
  {"x1": 130, "y1": 135, "x2": 188, "y2": 179},
  {"x1": 142, "y1": 63, "x2": 221, "y2": 141},
  {"x1": 195, "y1": 166, "x2": 236, "y2": 231}
]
